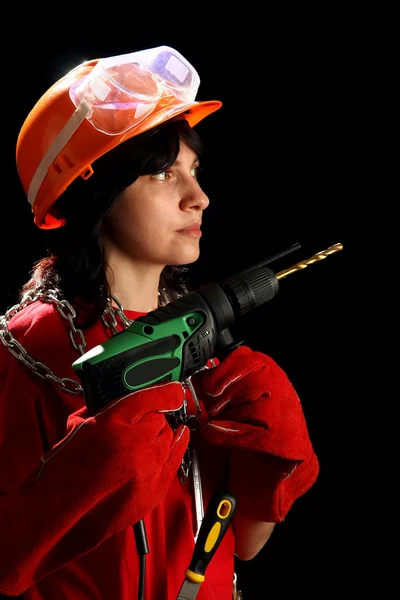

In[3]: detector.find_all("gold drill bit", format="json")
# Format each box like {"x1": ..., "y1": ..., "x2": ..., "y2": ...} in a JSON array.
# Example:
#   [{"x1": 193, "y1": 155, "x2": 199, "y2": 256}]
[{"x1": 275, "y1": 243, "x2": 343, "y2": 280}]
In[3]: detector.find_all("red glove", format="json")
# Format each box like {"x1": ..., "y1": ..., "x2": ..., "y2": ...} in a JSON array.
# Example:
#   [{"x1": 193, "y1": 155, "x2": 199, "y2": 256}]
[
  {"x1": 0, "y1": 381, "x2": 189, "y2": 594},
  {"x1": 59, "y1": 380, "x2": 190, "y2": 523},
  {"x1": 191, "y1": 346, "x2": 319, "y2": 522}
]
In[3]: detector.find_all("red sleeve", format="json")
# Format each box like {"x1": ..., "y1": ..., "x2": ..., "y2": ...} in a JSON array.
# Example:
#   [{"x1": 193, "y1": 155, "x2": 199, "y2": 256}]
[{"x1": 0, "y1": 337, "x2": 187, "y2": 595}]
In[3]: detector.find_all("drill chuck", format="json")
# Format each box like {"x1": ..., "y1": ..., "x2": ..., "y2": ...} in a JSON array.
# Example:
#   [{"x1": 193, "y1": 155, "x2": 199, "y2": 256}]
[{"x1": 222, "y1": 267, "x2": 279, "y2": 316}]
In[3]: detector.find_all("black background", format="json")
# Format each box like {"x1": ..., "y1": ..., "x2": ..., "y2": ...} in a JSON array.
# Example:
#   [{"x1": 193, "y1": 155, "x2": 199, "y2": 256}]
[{"x1": 2, "y1": 13, "x2": 367, "y2": 600}]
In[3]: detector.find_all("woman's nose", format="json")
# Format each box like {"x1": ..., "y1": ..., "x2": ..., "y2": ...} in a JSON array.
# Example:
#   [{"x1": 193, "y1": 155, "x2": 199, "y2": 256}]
[{"x1": 181, "y1": 179, "x2": 210, "y2": 211}]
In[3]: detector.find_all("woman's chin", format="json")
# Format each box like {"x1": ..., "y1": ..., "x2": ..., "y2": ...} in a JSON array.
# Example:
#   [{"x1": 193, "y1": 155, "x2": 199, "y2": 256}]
[{"x1": 172, "y1": 247, "x2": 201, "y2": 266}]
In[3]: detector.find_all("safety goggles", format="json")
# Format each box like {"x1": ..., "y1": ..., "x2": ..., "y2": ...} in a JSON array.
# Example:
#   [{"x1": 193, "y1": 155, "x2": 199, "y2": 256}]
[{"x1": 69, "y1": 46, "x2": 201, "y2": 135}]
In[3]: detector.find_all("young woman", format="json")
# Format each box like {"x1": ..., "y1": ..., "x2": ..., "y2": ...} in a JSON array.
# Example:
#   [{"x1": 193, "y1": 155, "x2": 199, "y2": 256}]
[{"x1": 0, "y1": 46, "x2": 320, "y2": 600}]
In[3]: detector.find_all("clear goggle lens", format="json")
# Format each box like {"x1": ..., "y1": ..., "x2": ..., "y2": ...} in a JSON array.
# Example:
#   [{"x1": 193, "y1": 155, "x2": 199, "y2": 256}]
[{"x1": 69, "y1": 46, "x2": 200, "y2": 135}]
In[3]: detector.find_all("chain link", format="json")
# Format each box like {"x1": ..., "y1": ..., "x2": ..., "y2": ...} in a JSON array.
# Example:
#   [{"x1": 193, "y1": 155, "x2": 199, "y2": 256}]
[{"x1": 0, "y1": 290, "x2": 132, "y2": 395}]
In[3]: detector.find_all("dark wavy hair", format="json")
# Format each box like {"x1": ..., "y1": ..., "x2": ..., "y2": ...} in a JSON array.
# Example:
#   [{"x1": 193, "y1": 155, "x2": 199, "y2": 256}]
[{"x1": 19, "y1": 118, "x2": 206, "y2": 326}]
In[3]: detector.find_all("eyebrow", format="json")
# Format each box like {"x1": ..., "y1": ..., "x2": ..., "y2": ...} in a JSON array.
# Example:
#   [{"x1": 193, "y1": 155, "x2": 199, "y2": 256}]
[{"x1": 173, "y1": 155, "x2": 200, "y2": 167}]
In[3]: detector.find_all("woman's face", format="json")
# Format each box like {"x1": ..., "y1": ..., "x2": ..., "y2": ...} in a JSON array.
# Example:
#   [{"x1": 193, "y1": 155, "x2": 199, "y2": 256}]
[{"x1": 104, "y1": 141, "x2": 210, "y2": 268}]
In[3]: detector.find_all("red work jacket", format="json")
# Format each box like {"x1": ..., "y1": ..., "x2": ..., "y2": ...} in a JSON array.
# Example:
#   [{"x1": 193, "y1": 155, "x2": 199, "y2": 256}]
[{"x1": 0, "y1": 301, "x2": 234, "y2": 599}]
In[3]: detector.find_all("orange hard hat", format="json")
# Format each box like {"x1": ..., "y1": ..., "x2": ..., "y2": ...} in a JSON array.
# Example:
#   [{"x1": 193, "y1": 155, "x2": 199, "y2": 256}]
[{"x1": 16, "y1": 46, "x2": 222, "y2": 229}]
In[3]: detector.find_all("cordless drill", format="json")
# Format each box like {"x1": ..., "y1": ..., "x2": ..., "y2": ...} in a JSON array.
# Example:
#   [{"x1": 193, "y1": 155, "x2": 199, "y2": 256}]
[{"x1": 72, "y1": 242, "x2": 343, "y2": 415}]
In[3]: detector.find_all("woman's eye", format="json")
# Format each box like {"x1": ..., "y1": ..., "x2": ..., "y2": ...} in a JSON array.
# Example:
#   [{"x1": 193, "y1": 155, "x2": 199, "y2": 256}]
[
  {"x1": 152, "y1": 165, "x2": 201, "y2": 181},
  {"x1": 153, "y1": 171, "x2": 168, "y2": 181},
  {"x1": 192, "y1": 164, "x2": 204, "y2": 179}
]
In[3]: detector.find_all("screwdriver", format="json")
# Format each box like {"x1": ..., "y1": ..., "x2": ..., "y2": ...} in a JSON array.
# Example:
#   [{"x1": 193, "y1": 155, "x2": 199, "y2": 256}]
[{"x1": 176, "y1": 490, "x2": 237, "y2": 600}]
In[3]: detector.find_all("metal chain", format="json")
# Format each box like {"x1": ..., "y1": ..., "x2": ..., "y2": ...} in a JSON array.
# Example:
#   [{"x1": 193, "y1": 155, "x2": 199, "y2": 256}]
[{"x1": 0, "y1": 290, "x2": 132, "y2": 395}]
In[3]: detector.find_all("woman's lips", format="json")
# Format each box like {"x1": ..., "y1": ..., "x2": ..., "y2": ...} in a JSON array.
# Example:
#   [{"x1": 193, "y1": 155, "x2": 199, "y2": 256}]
[{"x1": 177, "y1": 225, "x2": 202, "y2": 238}]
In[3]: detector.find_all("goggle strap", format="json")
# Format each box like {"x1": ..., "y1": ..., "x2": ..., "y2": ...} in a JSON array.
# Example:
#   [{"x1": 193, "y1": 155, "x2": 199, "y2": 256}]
[{"x1": 27, "y1": 100, "x2": 92, "y2": 207}]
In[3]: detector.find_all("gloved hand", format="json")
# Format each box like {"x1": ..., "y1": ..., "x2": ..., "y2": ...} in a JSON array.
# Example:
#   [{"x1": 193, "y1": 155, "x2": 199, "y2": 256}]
[
  {"x1": 191, "y1": 346, "x2": 320, "y2": 522},
  {"x1": 0, "y1": 381, "x2": 190, "y2": 593},
  {"x1": 63, "y1": 380, "x2": 190, "y2": 520}
]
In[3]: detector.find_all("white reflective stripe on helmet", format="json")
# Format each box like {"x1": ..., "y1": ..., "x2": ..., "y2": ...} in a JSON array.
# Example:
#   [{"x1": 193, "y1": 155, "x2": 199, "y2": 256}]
[{"x1": 27, "y1": 99, "x2": 92, "y2": 207}]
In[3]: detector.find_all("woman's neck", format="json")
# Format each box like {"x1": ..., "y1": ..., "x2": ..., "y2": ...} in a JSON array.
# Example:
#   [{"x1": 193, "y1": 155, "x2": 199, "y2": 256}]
[{"x1": 106, "y1": 259, "x2": 163, "y2": 313}]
